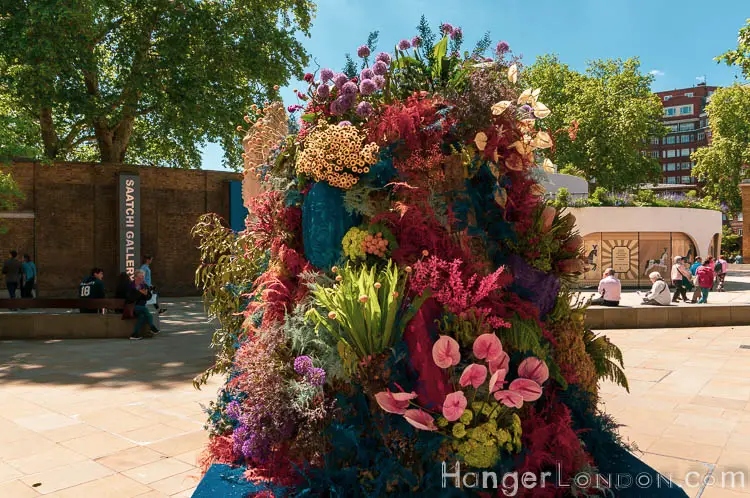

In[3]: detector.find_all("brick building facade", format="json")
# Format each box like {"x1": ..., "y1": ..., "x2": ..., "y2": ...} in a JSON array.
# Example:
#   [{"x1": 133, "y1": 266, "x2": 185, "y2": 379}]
[
  {"x1": 646, "y1": 83, "x2": 717, "y2": 189},
  {"x1": 0, "y1": 161, "x2": 241, "y2": 297}
]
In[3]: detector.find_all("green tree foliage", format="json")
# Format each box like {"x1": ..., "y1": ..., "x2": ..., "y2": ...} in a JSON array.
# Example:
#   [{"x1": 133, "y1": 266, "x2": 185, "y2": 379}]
[
  {"x1": 0, "y1": 169, "x2": 23, "y2": 234},
  {"x1": 721, "y1": 224, "x2": 741, "y2": 256},
  {"x1": 524, "y1": 55, "x2": 666, "y2": 191},
  {"x1": 716, "y1": 18, "x2": 750, "y2": 79},
  {"x1": 692, "y1": 85, "x2": 750, "y2": 213},
  {"x1": 0, "y1": 0, "x2": 314, "y2": 168}
]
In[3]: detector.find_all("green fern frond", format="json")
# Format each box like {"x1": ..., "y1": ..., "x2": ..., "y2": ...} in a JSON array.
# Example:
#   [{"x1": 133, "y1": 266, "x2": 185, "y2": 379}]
[{"x1": 584, "y1": 329, "x2": 629, "y2": 392}]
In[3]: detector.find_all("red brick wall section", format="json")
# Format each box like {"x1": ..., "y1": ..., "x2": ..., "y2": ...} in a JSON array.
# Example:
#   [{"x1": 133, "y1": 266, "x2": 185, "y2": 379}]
[
  {"x1": 742, "y1": 183, "x2": 750, "y2": 259},
  {"x1": 0, "y1": 161, "x2": 240, "y2": 297}
]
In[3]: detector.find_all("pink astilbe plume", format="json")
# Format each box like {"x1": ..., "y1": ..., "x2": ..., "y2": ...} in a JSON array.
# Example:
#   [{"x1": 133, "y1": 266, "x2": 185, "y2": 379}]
[{"x1": 409, "y1": 256, "x2": 512, "y2": 326}]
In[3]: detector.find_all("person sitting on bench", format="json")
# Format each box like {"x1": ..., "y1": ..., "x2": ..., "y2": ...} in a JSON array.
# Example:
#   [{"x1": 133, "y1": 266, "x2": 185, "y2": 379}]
[
  {"x1": 638, "y1": 272, "x2": 671, "y2": 306},
  {"x1": 79, "y1": 268, "x2": 105, "y2": 313},
  {"x1": 591, "y1": 268, "x2": 621, "y2": 307}
]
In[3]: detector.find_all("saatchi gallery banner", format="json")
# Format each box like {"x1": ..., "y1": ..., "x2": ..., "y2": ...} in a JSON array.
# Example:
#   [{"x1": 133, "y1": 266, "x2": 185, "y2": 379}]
[{"x1": 119, "y1": 174, "x2": 140, "y2": 277}]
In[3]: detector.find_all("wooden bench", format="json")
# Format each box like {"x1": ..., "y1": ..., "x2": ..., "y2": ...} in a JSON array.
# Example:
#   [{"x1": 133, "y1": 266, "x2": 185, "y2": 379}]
[{"x1": 0, "y1": 298, "x2": 159, "y2": 339}]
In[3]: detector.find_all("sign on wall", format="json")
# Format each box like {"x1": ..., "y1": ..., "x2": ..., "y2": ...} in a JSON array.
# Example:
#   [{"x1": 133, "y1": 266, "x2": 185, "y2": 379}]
[{"x1": 118, "y1": 174, "x2": 140, "y2": 277}]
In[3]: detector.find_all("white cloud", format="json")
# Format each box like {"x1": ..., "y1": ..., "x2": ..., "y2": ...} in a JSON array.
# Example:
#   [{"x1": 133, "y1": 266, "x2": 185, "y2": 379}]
[
  {"x1": 649, "y1": 69, "x2": 665, "y2": 77},
  {"x1": 696, "y1": 76, "x2": 706, "y2": 83}
]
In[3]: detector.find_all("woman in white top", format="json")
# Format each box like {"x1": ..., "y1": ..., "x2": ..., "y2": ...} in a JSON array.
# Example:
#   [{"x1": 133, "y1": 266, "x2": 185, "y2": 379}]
[
  {"x1": 670, "y1": 256, "x2": 692, "y2": 302},
  {"x1": 640, "y1": 272, "x2": 671, "y2": 306}
]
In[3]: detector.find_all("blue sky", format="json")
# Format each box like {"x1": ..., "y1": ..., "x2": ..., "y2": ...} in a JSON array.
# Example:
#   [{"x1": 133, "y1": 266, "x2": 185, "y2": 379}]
[{"x1": 202, "y1": 0, "x2": 748, "y2": 170}]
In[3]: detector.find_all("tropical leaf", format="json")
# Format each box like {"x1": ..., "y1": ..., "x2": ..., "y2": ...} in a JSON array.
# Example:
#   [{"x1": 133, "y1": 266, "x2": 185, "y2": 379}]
[{"x1": 584, "y1": 329, "x2": 629, "y2": 392}]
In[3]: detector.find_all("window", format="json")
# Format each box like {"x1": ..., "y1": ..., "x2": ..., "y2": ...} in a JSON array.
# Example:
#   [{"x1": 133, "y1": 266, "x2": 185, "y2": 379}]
[
  {"x1": 682, "y1": 176, "x2": 691, "y2": 184},
  {"x1": 667, "y1": 177, "x2": 677, "y2": 184},
  {"x1": 667, "y1": 163, "x2": 676, "y2": 171},
  {"x1": 663, "y1": 95, "x2": 672, "y2": 101},
  {"x1": 670, "y1": 124, "x2": 679, "y2": 132},
  {"x1": 698, "y1": 132, "x2": 706, "y2": 141},
  {"x1": 665, "y1": 136, "x2": 676, "y2": 144},
  {"x1": 684, "y1": 92, "x2": 694, "y2": 97},
  {"x1": 666, "y1": 149, "x2": 677, "y2": 158},
  {"x1": 700, "y1": 119, "x2": 707, "y2": 128},
  {"x1": 650, "y1": 137, "x2": 659, "y2": 145},
  {"x1": 680, "y1": 148, "x2": 690, "y2": 157},
  {"x1": 679, "y1": 122, "x2": 695, "y2": 131},
  {"x1": 680, "y1": 135, "x2": 692, "y2": 143},
  {"x1": 681, "y1": 162, "x2": 691, "y2": 170},
  {"x1": 665, "y1": 107, "x2": 677, "y2": 117},
  {"x1": 739, "y1": 228, "x2": 744, "y2": 236},
  {"x1": 679, "y1": 105, "x2": 693, "y2": 115},
  {"x1": 649, "y1": 151, "x2": 659, "y2": 158}
]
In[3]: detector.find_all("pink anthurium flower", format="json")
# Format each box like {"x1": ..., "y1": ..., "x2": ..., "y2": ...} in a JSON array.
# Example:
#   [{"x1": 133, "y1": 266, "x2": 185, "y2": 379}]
[
  {"x1": 488, "y1": 351, "x2": 510, "y2": 374},
  {"x1": 375, "y1": 390, "x2": 418, "y2": 414},
  {"x1": 472, "y1": 333, "x2": 503, "y2": 362},
  {"x1": 540, "y1": 206, "x2": 556, "y2": 233},
  {"x1": 404, "y1": 409, "x2": 438, "y2": 431},
  {"x1": 442, "y1": 392, "x2": 468, "y2": 422},
  {"x1": 494, "y1": 390, "x2": 524, "y2": 408},
  {"x1": 432, "y1": 335, "x2": 460, "y2": 369},
  {"x1": 459, "y1": 364, "x2": 487, "y2": 389},
  {"x1": 518, "y1": 357, "x2": 549, "y2": 385},
  {"x1": 508, "y1": 378, "x2": 543, "y2": 402},
  {"x1": 487, "y1": 368, "x2": 507, "y2": 393}
]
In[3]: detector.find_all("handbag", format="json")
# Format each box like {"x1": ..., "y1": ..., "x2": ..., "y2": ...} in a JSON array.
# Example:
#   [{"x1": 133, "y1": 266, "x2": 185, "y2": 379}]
[{"x1": 146, "y1": 292, "x2": 158, "y2": 306}]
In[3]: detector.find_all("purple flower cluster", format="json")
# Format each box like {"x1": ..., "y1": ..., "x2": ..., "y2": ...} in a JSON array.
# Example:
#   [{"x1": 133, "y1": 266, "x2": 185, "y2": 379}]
[
  {"x1": 226, "y1": 400, "x2": 241, "y2": 420},
  {"x1": 357, "y1": 101, "x2": 374, "y2": 117},
  {"x1": 316, "y1": 84, "x2": 330, "y2": 99},
  {"x1": 294, "y1": 355, "x2": 314, "y2": 374},
  {"x1": 359, "y1": 79, "x2": 377, "y2": 95},
  {"x1": 440, "y1": 23, "x2": 454, "y2": 36},
  {"x1": 331, "y1": 95, "x2": 355, "y2": 115},
  {"x1": 320, "y1": 68, "x2": 334, "y2": 83},
  {"x1": 411, "y1": 36, "x2": 422, "y2": 48},
  {"x1": 450, "y1": 27, "x2": 463, "y2": 41},
  {"x1": 397, "y1": 39, "x2": 411, "y2": 51},
  {"x1": 333, "y1": 73, "x2": 350, "y2": 89},
  {"x1": 375, "y1": 52, "x2": 391, "y2": 66},
  {"x1": 357, "y1": 45, "x2": 371, "y2": 58},
  {"x1": 360, "y1": 67, "x2": 374, "y2": 80},
  {"x1": 306, "y1": 367, "x2": 326, "y2": 387},
  {"x1": 496, "y1": 41, "x2": 510, "y2": 54},
  {"x1": 372, "y1": 61, "x2": 388, "y2": 76},
  {"x1": 338, "y1": 120, "x2": 352, "y2": 126},
  {"x1": 373, "y1": 75, "x2": 386, "y2": 89}
]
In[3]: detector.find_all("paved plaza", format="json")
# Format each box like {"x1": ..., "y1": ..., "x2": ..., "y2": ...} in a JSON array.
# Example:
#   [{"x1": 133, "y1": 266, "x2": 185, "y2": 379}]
[
  {"x1": 1, "y1": 297, "x2": 750, "y2": 497},
  {"x1": 0, "y1": 299, "x2": 221, "y2": 497}
]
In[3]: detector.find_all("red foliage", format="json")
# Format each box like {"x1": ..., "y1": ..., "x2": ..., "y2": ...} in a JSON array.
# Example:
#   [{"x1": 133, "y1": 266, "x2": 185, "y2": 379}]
[
  {"x1": 512, "y1": 395, "x2": 593, "y2": 497},
  {"x1": 246, "y1": 191, "x2": 302, "y2": 251},
  {"x1": 199, "y1": 435, "x2": 238, "y2": 474},
  {"x1": 503, "y1": 170, "x2": 543, "y2": 236}
]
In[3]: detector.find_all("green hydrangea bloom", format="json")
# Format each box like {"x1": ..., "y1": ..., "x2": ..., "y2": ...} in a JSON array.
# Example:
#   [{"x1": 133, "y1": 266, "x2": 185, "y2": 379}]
[
  {"x1": 437, "y1": 416, "x2": 449, "y2": 428},
  {"x1": 452, "y1": 423, "x2": 466, "y2": 438},
  {"x1": 459, "y1": 409, "x2": 473, "y2": 425},
  {"x1": 341, "y1": 227, "x2": 367, "y2": 260},
  {"x1": 452, "y1": 438, "x2": 500, "y2": 468}
]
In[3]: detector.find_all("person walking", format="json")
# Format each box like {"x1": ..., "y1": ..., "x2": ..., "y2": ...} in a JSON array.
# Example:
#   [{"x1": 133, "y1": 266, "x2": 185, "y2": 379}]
[
  {"x1": 127, "y1": 269, "x2": 160, "y2": 340},
  {"x1": 20, "y1": 254, "x2": 37, "y2": 298},
  {"x1": 591, "y1": 268, "x2": 621, "y2": 306},
  {"x1": 140, "y1": 255, "x2": 167, "y2": 315},
  {"x1": 670, "y1": 256, "x2": 691, "y2": 303},
  {"x1": 714, "y1": 254, "x2": 728, "y2": 292},
  {"x1": 639, "y1": 272, "x2": 671, "y2": 305},
  {"x1": 2, "y1": 250, "x2": 22, "y2": 300},
  {"x1": 696, "y1": 259, "x2": 715, "y2": 304},
  {"x1": 689, "y1": 257, "x2": 702, "y2": 303}
]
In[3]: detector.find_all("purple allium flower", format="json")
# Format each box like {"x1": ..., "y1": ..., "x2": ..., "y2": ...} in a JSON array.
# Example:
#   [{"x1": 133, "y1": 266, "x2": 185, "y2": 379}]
[
  {"x1": 357, "y1": 45, "x2": 371, "y2": 58},
  {"x1": 333, "y1": 72, "x2": 349, "y2": 89},
  {"x1": 226, "y1": 400, "x2": 241, "y2": 420},
  {"x1": 341, "y1": 81, "x2": 358, "y2": 96},
  {"x1": 450, "y1": 27, "x2": 463, "y2": 40},
  {"x1": 305, "y1": 367, "x2": 326, "y2": 386},
  {"x1": 372, "y1": 75, "x2": 386, "y2": 89},
  {"x1": 241, "y1": 438, "x2": 254, "y2": 458},
  {"x1": 411, "y1": 36, "x2": 422, "y2": 47},
  {"x1": 440, "y1": 23, "x2": 454, "y2": 35},
  {"x1": 496, "y1": 41, "x2": 510, "y2": 54},
  {"x1": 359, "y1": 78, "x2": 377, "y2": 95},
  {"x1": 372, "y1": 61, "x2": 388, "y2": 76},
  {"x1": 338, "y1": 120, "x2": 352, "y2": 126},
  {"x1": 360, "y1": 67, "x2": 374, "y2": 80},
  {"x1": 397, "y1": 39, "x2": 411, "y2": 50},
  {"x1": 356, "y1": 101, "x2": 374, "y2": 117},
  {"x1": 375, "y1": 52, "x2": 392, "y2": 66},
  {"x1": 329, "y1": 96, "x2": 349, "y2": 116},
  {"x1": 293, "y1": 355, "x2": 314, "y2": 375},
  {"x1": 316, "y1": 84, "x2": 330, "y2": 99},
  {"x1": 320, "y1": 68, "x2": 334, "y2": 82}
]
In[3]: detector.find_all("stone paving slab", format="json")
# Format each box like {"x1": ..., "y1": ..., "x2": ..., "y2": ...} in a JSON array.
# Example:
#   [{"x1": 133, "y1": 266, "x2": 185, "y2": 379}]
[
  {"x1": 599, "y1": 325, "x2": 750, "y2": 497},
  {"x1": 0, "y1": 298, "x2": 220, "y2": 497}
]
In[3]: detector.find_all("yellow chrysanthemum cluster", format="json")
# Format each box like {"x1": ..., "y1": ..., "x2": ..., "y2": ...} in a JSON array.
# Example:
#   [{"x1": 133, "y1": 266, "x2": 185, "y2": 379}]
[{"x1": 296, "y1": 124, "x2": 379, "y2": 189}]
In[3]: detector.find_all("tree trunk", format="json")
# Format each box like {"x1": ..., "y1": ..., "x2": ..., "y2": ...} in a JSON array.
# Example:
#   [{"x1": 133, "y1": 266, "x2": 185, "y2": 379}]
[
  {"x1": 39, "y1": 107, "x2": 60, "y2": 159},
  {"x1": 94, "y1": 115, "x2": 134, "y2": 163}
]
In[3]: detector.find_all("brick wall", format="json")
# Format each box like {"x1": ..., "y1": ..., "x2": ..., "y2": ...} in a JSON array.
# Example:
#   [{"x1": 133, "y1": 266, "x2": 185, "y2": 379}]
[
  {"x1": 0, "y1": 161, "x2": 240, "y2": 297},
  {"x1": 742, "y1": 182, "x2": 750, "y2": 259}
]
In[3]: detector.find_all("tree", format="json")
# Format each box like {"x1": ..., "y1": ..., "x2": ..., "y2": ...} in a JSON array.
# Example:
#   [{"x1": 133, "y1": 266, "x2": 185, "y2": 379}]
[
  {"x1": 0, "y1": 170, "x2": 23, "y2": 234},
  {"x1": 524, "y1": 55, "x2": 666, "y2": 191},
  {"x1": 0, "y1": 0, "x2": 314, "y2": 168},
  {"x1": 716, "y1": 18, "x2": 750, "y2": 79},
  {"x1": 691, "y1": 85, "x2": 750, "y2": 213}
]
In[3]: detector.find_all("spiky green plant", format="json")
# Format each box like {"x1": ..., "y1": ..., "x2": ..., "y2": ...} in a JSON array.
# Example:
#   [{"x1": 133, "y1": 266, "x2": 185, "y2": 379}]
[
  {"x1": 584, "y1": 329, "x2": 629, "y2": 392},
  {"x1": 306, "y1": 261, "x2": 429, "y2": 359}
]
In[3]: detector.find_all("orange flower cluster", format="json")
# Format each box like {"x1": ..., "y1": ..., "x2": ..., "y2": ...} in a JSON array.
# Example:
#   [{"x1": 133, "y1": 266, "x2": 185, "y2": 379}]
[{"x1": 296, "y1": 124, "x2": 380, "y2": 189}]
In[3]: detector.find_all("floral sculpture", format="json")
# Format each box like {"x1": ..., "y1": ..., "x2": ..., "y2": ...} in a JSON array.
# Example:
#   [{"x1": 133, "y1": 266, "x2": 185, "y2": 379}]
[{"x1": 198, "y1": 21, "x2": 640, "y2": 497}]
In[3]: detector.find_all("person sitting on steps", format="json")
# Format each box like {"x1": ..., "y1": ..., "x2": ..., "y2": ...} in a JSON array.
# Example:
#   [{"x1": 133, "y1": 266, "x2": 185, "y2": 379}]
[
  {"x1": 638, "y1": 272, "x2": 671, "y2": 306},
  {"x1": 591, "y1": 268, "x2": 621, "y2": 307}
]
